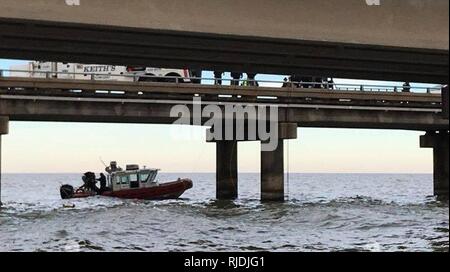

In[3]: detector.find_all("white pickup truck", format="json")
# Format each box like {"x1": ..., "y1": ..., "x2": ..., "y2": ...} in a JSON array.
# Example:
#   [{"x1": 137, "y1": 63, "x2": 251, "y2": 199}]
[{"x1": 9, "y1": 61, "x2": 192, "y2": 83}]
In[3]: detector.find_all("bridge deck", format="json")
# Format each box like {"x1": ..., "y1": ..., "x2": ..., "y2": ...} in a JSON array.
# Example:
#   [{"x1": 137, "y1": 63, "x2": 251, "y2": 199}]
[
  {"x1": 1, "y1": 16, "x2": 448, "y2": 84},
  {"x1": 0, "y1": 77, "x2": 448, "y2": 131},
  {"x1": 0, "y1": 77, "x2": 443, "y2": 104}
]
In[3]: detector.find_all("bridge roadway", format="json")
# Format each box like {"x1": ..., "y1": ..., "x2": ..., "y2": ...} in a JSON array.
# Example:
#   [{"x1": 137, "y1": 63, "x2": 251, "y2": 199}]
[{"x1": 0, "y1": 77, "x2": 448, "y2": 201}]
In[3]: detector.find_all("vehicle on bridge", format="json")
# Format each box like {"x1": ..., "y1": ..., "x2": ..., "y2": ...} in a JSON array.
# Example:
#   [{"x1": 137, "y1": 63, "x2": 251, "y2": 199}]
[
  {"x1": 59, "y1": 162, "x2": 193, "y2": 200},
  {"x1": 9, "y1": 61, "x2": 193, "y2": 83}
]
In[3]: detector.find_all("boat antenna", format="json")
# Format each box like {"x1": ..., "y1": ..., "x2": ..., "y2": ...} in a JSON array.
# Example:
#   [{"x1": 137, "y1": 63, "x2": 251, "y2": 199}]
[{"x1": 99, "y1": 157, "x2": 108, "y2": 168}]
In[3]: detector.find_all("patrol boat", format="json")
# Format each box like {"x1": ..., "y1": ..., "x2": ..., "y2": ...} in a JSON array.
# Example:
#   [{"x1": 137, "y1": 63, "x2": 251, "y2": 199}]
[{"x1": 60, "y1": 162, "x2": 193, "y2": 200}]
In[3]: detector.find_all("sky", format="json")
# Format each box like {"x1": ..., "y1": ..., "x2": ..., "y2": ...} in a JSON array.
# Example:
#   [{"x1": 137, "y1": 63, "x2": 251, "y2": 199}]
[{"x1": 0, "y1": 59, "x2": 435, "y2": 174}]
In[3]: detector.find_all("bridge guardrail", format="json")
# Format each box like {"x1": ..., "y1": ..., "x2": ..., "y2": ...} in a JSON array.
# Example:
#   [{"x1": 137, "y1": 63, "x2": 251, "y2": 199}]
[{"x1": 0, "y1": 69, "x2": 443, "y2": 95}]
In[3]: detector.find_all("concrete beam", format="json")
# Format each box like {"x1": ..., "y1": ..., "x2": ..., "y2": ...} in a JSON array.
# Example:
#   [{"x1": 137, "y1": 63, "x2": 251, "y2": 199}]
[
  {"x1": 0, "y1": 97, "x2": 448, "y2": 131},
  {"x1": 261, "y1": 140, "x2": 284, "y2": 202},
  {"x1": 1, "y1": 18, "x2": 447, "y2": 84},
  {"x1": 420, "y1": 132, "x2": 437, "y2": 148},
  {"x1": 279, "y1": 123, "x2": 297, "y2": 140},
  {"x1": 0, "y1": 116, "x2": 9, "y2": 135},
  {"x1": 216, "y1": 141, "x2": 238, "y2": 200},
  {"x1": 420, "y1": 131, "x2": 449, "y2": 198},
  {"x1": 1, "y1": 77, "x2": 443, "y2": 103},
  {"x1": 0, "y1": 0, "x2": 447, "y2": 50}
]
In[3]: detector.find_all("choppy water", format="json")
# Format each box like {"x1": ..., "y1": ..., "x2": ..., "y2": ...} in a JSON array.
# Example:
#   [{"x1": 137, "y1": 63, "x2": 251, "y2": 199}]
[{"x1": 0, "y1": 173, "x2": 448, "y2": 252}]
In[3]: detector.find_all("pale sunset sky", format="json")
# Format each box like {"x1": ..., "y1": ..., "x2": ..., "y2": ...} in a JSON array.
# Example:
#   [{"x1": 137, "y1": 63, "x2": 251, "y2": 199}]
[{"x1": 0, "y1": 59, "x2": 434, "y2": 174}]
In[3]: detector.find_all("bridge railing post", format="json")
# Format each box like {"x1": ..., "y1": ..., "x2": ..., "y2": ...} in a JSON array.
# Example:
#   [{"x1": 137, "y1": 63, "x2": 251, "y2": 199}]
[{"x1": 442, "y1": 86, "x2": 449, "y2": 120}]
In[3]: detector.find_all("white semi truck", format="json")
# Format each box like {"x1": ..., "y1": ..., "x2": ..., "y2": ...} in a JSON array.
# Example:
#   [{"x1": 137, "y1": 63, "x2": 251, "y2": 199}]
[{"x1": 9, "y1": 61, "x2": 193, "y2": 83}]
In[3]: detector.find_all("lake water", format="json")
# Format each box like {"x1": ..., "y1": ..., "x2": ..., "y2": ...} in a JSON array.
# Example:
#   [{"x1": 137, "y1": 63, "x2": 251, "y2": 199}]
[{"x1": 0, "y1": 173, "x2": 448, "y2": 252}]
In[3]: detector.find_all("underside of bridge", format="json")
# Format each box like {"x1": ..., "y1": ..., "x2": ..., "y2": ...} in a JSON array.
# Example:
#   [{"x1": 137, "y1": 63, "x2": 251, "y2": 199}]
[
  {"x1": 0, "y1": 18, "x2": 447, "y2": 84},
  {"x1": 0, "y1": 0, "x2": 449, "y2": 83}
]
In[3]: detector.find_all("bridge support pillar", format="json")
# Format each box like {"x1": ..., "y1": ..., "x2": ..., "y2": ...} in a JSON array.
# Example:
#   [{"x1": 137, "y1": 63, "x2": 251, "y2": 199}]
[
  {"x1": 261, "y1": 140, "x2": 285, "y2": 202},
  {"x1": 0, "y1": 116, "x2": 9, "y2": 207},
  {"x1": 216, "y1": 141, "x2": 238, "y2": 200},
  {"x1": 421, "y1": 131, "x2": 449, "y2": 199},
  {"x1": 442, "y1": 85, "x2": 449, "y2": 120}
]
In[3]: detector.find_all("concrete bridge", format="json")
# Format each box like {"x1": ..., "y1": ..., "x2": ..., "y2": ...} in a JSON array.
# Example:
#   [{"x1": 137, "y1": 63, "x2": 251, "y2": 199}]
[
  {"x1": 0, "y1": 76, "x2": 448, "y2": 202},
  {"x1": 0, "y1": 0, "x2": 449, "y2": 203},
  {"x1": 0, "y1": 0, "x2": 449, "y2": 83}
]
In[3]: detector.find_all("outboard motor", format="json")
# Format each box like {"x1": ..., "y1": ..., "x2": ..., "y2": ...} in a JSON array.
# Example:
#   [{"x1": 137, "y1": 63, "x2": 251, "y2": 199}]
[{"x1": 60, "y1": 184, "x2": 75, "y2": 199}]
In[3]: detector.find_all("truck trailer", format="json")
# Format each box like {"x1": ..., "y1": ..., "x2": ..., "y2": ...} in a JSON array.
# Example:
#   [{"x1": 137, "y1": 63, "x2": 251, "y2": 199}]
[{"x1": 9, "y1": 61, "x2": 193, "y2": 83}]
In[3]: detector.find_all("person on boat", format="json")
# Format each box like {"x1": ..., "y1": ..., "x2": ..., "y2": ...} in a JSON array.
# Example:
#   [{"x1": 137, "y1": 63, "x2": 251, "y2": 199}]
[
  {"x1": 81, "y1": 173, "x2": 89, "y2": 190},
  {"x1": 82, "y1": 172, "x2": 100, "y2": 194},
  {"x1": 97, "y1": 173, "x2": 108, "y2": 193}
]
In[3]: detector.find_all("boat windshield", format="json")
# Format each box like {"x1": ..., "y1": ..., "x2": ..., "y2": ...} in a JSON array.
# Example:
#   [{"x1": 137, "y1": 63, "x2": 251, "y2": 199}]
[{"x1": 139, "y1": 170, "x2": 158, "y2": 183}]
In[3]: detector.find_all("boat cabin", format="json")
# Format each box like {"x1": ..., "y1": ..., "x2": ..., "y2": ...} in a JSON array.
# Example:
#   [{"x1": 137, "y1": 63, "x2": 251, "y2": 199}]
[
  {"x1": 60, "y1": 161, "x2": 192, "y2": 200},
  {"x1": 108, "y1": 164, "x2": 159, "y2": 191}
]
